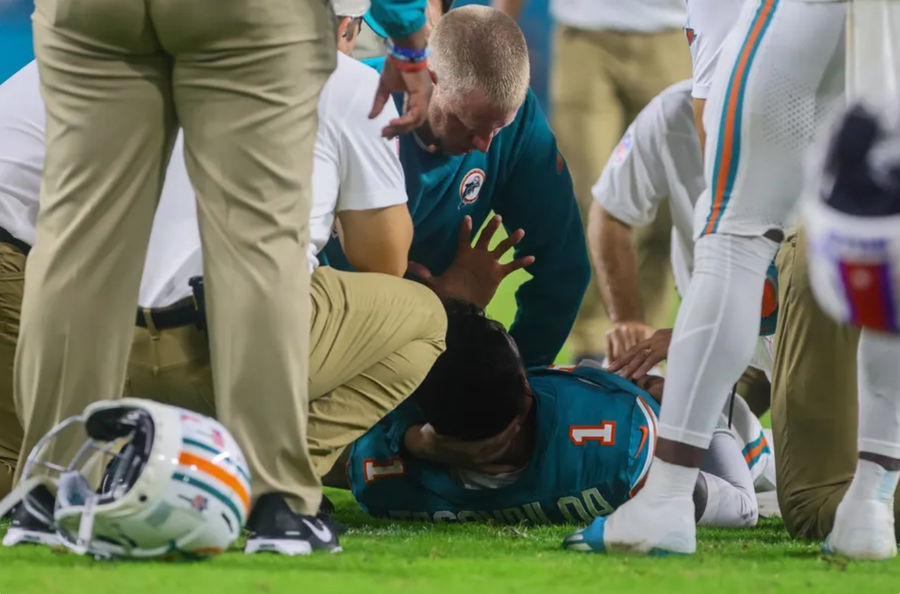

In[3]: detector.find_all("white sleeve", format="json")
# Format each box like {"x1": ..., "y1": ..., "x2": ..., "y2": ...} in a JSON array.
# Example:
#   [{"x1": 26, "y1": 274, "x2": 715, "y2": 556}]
[
  {"x1": 686, "y1": 0, "x2": 741, "y2": 99},
  {"x1": 591, "y1": 106, "x2": 670, "y2": 228},
  {"x1": 335, "y1": 88, "x2": 406, "y2": 213}
]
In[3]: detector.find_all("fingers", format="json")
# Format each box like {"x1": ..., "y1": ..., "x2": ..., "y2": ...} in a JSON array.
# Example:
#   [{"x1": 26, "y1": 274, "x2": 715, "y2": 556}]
[
  {"x1": 491, "y1": 227, "x2": 525, "y2": 256},
  {"x1": 381, "y1": 108, "x2": 422, "y2": 138},
  {"x1": 626, "y1": 350, "x2": 667, "y2": 380},
  {"x1": 500, "y1": 255, "x2": 535, "y2": 276},
  {"x1": 606, "y1": 337, "x2": 652, "y2": 373},
  {"x1": 606, "y1": 330, "x2": 626, "y2": 362},
  {"x1": 457, "y1": 215, "x2": 474, "y2": 251},
  {"x1": 369, "y1": 81, "x2": 390, "y2": 121},
  {"x1": 475, "y1": 215, "x2": 502, "y2": 250},
  {"x1": 406, "y1": 261, "x2": 434, "y2": 283}
]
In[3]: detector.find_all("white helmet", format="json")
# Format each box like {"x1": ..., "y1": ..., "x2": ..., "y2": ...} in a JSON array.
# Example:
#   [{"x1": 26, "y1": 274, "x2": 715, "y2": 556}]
[
  {"x1": 0, "y1": 398, "x2": 251, "y2": 559},
  {"x1": 806, "y1": 104, "x2": 900, "y2": 333},
  {"x1": 332, "y1": 0, "x2": 369, "y2": 17}
]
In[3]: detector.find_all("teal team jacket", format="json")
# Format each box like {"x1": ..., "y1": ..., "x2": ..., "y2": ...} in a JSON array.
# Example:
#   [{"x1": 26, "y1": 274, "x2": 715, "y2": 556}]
[{"x1": 324, "y1": 88, "x2": 591, "y2": 366}]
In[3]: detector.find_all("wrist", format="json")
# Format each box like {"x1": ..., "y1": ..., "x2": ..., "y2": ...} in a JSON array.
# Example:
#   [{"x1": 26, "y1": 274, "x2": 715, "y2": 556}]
[
  {"x1": 403, "y1": 425, "x2": 431, "y2": 456},
  {"x1": 387, "y1": 55, "x2": 429, "y2": 73}
]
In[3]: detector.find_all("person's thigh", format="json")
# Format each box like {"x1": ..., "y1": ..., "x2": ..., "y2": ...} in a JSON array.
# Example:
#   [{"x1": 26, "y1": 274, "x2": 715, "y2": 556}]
[
  {"x1": 308, "y1": 267, "x2": 446, "y2": 399},
  {"x1": 771, "y1": 228, "x2": 865, "y2": 539},
  {"x1": 0, "y1": 244, "x2": 25, "y2": 497},
  {"x1": 306, "y1": 267, "x2": 446, "y2": 476},
  {"x1": 698, "y1": 0, "x2": 845, "y2": 240}
]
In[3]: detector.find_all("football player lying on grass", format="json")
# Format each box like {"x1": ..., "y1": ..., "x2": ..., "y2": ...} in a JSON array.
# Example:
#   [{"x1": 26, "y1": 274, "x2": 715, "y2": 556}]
[{"x1": 330, "y1": 301, "x2": 766, "y2": 527}]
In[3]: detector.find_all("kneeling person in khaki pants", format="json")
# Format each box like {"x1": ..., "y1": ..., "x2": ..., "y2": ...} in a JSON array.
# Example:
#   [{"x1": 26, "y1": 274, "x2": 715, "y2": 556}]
[{"x1": 0, "y1": 10, "x2": 446, "y2": 555}]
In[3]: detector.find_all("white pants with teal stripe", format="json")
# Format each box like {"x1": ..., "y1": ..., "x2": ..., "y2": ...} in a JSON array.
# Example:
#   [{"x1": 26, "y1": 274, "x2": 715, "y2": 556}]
[{"x1": 695, "y1": 0, "x2": 846, "y2": 239}]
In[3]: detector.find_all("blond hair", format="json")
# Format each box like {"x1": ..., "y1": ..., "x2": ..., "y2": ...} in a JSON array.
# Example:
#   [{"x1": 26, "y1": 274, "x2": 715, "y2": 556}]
[{"x1": 430, "y1": 5, "x2": 530, "y2": 112}]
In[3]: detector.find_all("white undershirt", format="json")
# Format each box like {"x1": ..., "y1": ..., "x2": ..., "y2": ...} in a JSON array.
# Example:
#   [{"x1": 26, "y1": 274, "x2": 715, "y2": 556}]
[{"x1": 0, "y1": 54, "x2": 406, "y2": 309}]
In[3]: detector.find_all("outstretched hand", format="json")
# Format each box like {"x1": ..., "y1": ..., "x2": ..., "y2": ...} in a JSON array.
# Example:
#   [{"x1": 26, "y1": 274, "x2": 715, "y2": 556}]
[{"x1": 408, "y1": 215, "x2": 535, "y2": 308}]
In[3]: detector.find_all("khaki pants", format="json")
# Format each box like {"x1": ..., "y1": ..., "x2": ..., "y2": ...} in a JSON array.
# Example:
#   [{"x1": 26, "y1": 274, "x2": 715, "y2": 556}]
[
  {"x1": 16, "y1": 0, "x2": 336, "y2": 514},
  {"x1": 553, "y1": 25, "x2": 691, "y2": 355},
  {"x1": 771, "y1": 228, "x2": 900, "y2": 539},
  {"x1": 0, "y1": 243, "x2": 26, "y2": 499},
  {"x1": 127, "y1": 267, "x2": 447, "y2": 479}
]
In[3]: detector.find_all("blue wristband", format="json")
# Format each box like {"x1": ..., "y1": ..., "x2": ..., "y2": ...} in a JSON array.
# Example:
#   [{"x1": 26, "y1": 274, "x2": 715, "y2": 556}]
[{"x1": 387, "y1": 42, "x2": 430, "y2": 63}]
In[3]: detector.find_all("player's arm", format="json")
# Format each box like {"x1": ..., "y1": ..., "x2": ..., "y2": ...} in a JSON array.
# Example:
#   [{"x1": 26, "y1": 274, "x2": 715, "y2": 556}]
[
  {"x1": 492, "y1": 0, "x2": 526, "y2": 18},
  {"x1": 588, "y1": 203, "x2": 653, "y2": 359},
  {"x1": 334, "y1": 76, "x2": 412, "y2": 277},
  {"x1": 338, "y1": 206, "x2": 412, "y2": 277},
  {"x1": 590, "y1": 115, "x2": 671, "y2": 359},
  {"x1": 494, "y1": 93, "x2": 591, "y2": 367},
  {"x1": 368, "y1": 0, "x2": 432, "y2": 136}
]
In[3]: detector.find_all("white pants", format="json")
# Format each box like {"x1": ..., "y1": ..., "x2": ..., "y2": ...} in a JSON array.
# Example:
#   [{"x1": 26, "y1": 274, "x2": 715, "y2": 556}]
[{"x1": 696, "y1": 0, "x2": 846, "y2": 238}]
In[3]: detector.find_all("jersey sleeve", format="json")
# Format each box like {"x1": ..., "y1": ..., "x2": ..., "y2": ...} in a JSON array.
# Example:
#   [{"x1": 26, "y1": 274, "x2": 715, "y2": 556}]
[
  {"x1": 335, "y1": 75, "x2": 407, "y2": 213},
  {"x1": 591, "y1": 104, "x2": 671, "y2": 228},
  {"x1": 494, "y1": 94, "x2": 591, "y2": 367},
  {"x1": 369, "y1": 0, "x2": 427, "y2": 39},
  {"x1": 686, "y1": 0, "x2": 740, "y2": 99}
]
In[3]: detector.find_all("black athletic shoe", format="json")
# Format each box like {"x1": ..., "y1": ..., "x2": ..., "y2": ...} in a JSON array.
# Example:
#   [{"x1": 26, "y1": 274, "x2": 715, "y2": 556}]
[
  {"x1": 3, "y1": 484, "x2": 60, "y2": 547},
  {"x1": 244, "y1": 493, "x2": 342, "y2": 556}
]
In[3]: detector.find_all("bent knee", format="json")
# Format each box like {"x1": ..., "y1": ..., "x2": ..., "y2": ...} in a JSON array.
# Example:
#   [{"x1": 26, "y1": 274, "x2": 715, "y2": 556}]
[{"x1": 406, "y1": 280, "x2": 448, "y2": 345}]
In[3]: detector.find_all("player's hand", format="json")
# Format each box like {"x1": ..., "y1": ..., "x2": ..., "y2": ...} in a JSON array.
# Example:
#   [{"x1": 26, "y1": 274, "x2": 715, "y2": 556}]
[
  {"x1": 370, "y1": 59, "x2": 433, "y2": 138},
  {"x1": 403, "y1": 420, "x2": 521, "y2": 471},
  {"x1": 606, "y1": 328, "x2": 673, "y2": 380},
  {"x1": 407, "y1": 215, "x2": 535, "y2": 308},
  {"x1": 633, "y1": 374, "x2": 665, "y2": 403},
  {"x1": 605, "y1": 321, "x2": 656, "y2": 361}
]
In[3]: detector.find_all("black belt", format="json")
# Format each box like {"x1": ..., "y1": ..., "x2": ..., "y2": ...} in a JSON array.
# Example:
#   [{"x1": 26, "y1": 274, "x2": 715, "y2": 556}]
[
  {"x1": 0, "y1": 227, "x2": 30, "y2": 255},
  {"x1": 136, "y1": 297, "x2": 201, "y2": 330}
]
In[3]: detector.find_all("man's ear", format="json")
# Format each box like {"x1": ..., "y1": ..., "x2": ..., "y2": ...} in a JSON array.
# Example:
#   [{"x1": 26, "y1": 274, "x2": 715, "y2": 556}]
[
  {"x1": 429, "y1": 68, "x2": 438, "y2": 84},
  {"x1": 337, "y1": 16, "x2": 351, "y2": 40}
]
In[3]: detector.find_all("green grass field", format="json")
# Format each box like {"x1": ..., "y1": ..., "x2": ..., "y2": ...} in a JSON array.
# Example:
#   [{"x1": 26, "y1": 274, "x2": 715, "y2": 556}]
[
  {"x1": 0, "y1": 229, "x2": 896, "y2": 592},
  {"x1": 2, "y1": 488, "x2": 900, "y2": 594}
]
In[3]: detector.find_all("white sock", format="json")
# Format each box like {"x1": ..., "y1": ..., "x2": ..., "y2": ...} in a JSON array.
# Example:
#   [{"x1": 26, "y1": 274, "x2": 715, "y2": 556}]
[
  {"x1": 658, "y1": 233, "x2": 780, "y2": 448},
  {"x1": 858, "y1": 329, "x2": 900, "y2": 460},
  {"x1": 846, "y1": 459, "x2": 900, "y2": 505},
  {"x1": 640, "y1": 458, "x2": 700, "y2": 501}
]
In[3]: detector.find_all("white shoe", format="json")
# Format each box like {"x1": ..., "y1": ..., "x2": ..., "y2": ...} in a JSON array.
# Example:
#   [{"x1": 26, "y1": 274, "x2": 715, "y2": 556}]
[
  {"x1": 824, "y1": 497, "x2": 897, "y2": 560},
  {"x1": 564, "y1": 491, "x2": 696, "y2": 555}
]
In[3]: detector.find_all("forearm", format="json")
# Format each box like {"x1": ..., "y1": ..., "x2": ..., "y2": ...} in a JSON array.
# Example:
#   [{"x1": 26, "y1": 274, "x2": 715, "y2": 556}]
[
  {"x1": 588, "y1": 201, "x2": 644, "y2": 323},
  {"x1": 389, "y1": 27, "x2": 427, "y2": 51},
  {"x1": 492, "y1": 0, "x2": 527, "y2": 18},
  {"x1": 510, "y1": 257, "x2": 590, "y2": 366},
  {"x1": 339, "y1": 206, "x2": 413, "y2": 277}
]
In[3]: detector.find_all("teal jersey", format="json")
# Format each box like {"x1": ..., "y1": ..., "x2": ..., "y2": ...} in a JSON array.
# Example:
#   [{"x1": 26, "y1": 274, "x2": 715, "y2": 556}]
[
  {"x1": 324, "y1": 89, "x2": 590, "y2": 366},
  {"x1": 347, "y1": 365, "x2": 659, "y2": 525},
  {"x1": 368, "y1": 0, "x2": 426, "y2": 39}
]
